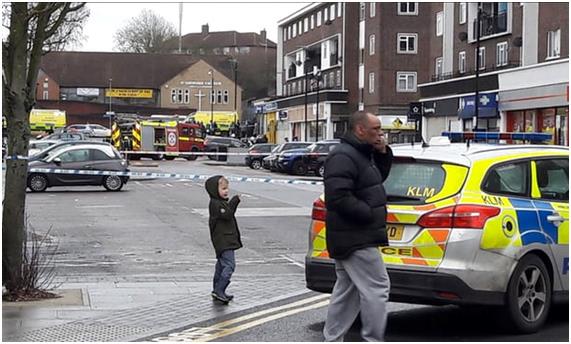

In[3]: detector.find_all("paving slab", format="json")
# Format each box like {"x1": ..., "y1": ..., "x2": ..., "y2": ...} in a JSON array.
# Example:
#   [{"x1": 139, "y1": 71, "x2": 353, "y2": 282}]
[{"x1": 3, "y1": 273, "x2": 308, "y2": 342}]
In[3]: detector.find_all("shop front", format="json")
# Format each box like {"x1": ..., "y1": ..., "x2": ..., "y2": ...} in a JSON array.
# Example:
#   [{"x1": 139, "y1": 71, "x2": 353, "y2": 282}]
[
  {"x1": 500, "y1": 84, "x2": 568, "y2": 146},
  {"x1": 498, "y1": 59, "x2": 569, "y2": 146},
  {"x1": 458, "y1": 92, "x2": 500, "y2": 132}
]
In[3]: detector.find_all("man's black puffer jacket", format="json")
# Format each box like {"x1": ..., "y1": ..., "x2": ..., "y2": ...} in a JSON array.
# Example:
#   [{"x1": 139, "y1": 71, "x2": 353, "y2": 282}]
[{"x1": 323, "y1": 132, "x2": 393, "y2": 259}]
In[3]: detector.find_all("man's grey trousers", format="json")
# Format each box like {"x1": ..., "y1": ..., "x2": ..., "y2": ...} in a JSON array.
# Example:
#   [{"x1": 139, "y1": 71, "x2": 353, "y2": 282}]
[{"x1": 323, "y1": 246, "x2": 390, "y2": 342}]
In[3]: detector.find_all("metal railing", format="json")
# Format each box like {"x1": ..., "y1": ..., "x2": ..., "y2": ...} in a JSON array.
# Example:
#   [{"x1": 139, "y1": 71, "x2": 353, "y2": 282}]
[
  {"x1": 430, "y1": 60, "x2": 520, "y2": 82},
  {"x1": 473, "y1": 12, "x2": 508, "y2": 40}
]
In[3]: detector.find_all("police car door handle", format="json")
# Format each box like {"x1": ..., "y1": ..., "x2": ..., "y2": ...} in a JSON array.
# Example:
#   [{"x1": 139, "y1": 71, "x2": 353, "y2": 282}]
[{"x1": 547, "y1": 213, "x2": 564, "y2": 224}]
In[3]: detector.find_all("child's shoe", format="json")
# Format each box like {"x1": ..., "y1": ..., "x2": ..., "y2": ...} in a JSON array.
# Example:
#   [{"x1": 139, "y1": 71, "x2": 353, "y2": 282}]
[{"x1": 211, "y1": 291, "x2": 230, "y2": 304}]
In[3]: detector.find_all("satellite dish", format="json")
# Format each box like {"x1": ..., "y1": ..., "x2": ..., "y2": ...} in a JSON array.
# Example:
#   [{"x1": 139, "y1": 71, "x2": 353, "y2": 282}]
[{"x1": 513, "y1": 37, "x2": 523, "y2": 47}]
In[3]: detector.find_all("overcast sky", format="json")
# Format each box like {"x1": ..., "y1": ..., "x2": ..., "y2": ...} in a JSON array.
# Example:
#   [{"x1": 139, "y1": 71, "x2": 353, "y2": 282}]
[{"x1": 78, "y1": 2, "x2": 309, "y2": 52}]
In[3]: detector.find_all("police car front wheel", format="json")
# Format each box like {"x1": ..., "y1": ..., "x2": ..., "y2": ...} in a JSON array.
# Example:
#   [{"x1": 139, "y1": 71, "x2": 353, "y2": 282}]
[{"x1": 505, "y1": 254, "x2": 551, "y2": 334}]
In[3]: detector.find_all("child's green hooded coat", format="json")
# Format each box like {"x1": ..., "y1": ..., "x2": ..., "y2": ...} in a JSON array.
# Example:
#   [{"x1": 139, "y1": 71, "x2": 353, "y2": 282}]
[{"x1": 205, "y1": 175, "x2": 242, "y2": 257}]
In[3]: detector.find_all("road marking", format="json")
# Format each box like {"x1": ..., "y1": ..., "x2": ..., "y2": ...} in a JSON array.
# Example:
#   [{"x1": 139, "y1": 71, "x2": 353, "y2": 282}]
[
  {"x1": 279, "y1": 254, "x2": 305, "y2": 268},
  {"x1": 152, "y1": 294, "x2": 330, "y2": 342},
  {"x1": 192, "y1": 207, "x2": 311, "y2": 218},
  {"x1": 75, "y1": 205, "x2": 124, "y2": 209},
  {"x1": 165, "y1": 183, "x2": 173, "y2": 187}
]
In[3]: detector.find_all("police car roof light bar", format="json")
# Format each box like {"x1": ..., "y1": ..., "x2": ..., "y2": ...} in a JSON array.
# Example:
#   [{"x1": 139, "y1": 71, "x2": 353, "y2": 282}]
[{"x1": 441, "y1": 131, "x2": 553, "y2": 143}]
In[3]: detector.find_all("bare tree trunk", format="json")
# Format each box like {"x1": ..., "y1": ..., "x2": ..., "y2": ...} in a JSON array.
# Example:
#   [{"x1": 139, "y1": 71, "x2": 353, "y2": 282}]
[{"x1": 2, "y1": 3, "x2": 32, "y2": 291}]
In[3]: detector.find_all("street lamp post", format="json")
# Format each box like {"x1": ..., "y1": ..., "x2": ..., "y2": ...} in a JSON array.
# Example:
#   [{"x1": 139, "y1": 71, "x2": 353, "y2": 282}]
[
  {"x1": 474, "y1": 4, "x2": 482, "y2": 131},
  {"x1": 208, "y1": 69, "x2": 214, "y2": 127},
  {"x1": 108, "y1": 78, "x2": 113, "y2": 129},
  {"x1": 313, "y1": 67, "x2": 322, "y2": 142},
  {"x1": 231, "y1": 58, "x2": 238, "y2": 124},
  {"x1": 296, "y1": 58, "x2": 310, "y2": 141}
]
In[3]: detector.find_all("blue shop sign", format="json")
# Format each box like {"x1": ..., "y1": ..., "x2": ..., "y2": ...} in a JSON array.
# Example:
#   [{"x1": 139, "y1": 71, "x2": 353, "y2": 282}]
[
  {"x1": 264, "y1": 102, "x2": 277, "y2": 112},
  {"x1": 458, "y1": 92, "x2": 498, "y2": 119}
]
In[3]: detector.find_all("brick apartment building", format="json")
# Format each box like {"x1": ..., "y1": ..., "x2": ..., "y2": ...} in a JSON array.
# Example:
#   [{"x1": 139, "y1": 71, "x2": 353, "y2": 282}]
[
  {"x1": 36, "y1": 52, "x2": 242, "y2": 126},
  {"x1": 255, "y1": 2, "x2": 568, "y2": 145},
  {"x1": 257, "y1": 2, "x2": 432, "y2": 143},
  {"x1": 419, "y1": 2, "x2": 569, "y2": 145}
]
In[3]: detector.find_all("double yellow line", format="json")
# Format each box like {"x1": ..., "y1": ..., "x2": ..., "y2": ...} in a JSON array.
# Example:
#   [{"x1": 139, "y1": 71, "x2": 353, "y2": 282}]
[{"x1": 152, "y1": 294, "x2": 330, "y2": 342}]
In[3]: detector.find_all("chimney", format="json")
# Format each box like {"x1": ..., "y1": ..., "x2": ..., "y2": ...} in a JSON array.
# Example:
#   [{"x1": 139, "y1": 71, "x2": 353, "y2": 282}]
[
  {"x1": 260, "y1": 29, "x2": 266, "y2": 41},
  {"x1": 202, "y1": 24, "x2": 209, "y2": 35}
]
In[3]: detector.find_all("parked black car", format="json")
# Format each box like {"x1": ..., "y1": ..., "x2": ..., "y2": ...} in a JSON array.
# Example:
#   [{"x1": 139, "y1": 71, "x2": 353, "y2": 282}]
[
  {"x1": 263, "y1": 142, "x2": 312, "y2": 171},
  {"x1": 301, "y1": 140, "x2": 340, "y2": 177},
  {"x1": 204, "y1": 136, "x2": 248, "y2": 161},
  {"x1": 27, "y1": 143, "x2": 129, "y2": 192},
  {"x1": 245, "y1": 143, "x2": 276, "y2": 169}
]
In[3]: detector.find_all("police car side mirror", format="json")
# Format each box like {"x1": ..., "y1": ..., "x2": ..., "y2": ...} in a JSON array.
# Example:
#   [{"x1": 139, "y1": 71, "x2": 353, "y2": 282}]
[{"x1": 53, "y1": 157, "x2": 62, "y2": 165}]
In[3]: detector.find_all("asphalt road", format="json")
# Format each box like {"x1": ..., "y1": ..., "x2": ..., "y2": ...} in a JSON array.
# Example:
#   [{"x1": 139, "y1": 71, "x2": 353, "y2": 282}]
[{"x1": 21, "y1": 158, "x2": 569, "y2": 341}]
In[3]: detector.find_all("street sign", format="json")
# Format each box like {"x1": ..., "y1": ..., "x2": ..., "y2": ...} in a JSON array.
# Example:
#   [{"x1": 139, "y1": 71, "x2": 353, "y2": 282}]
[{"x1": 408, "y1": 102, "x2": 422, "y2": 121}]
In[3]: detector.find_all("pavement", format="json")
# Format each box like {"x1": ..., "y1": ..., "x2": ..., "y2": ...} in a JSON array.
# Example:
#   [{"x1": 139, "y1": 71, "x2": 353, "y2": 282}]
[{"x1": 2, "y1": 273, "x2": 310, "y2": 342}]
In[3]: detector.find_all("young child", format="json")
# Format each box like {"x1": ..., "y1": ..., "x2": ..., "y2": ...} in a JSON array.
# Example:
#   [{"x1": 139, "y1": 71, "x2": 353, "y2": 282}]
[{"x1": 205, "y1": 175, "x2": 242, "y2": 304}]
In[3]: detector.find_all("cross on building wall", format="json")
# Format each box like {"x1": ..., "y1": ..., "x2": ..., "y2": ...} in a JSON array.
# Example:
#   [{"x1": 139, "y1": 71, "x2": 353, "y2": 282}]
[{"x1": 194, "y1": 89, "x2": 206, "y2": 111}]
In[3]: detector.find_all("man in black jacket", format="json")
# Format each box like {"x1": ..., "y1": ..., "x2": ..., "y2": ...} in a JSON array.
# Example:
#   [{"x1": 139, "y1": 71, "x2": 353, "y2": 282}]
[{"x1": 322, "y1": 111, "x2": 393, "y2": 341}]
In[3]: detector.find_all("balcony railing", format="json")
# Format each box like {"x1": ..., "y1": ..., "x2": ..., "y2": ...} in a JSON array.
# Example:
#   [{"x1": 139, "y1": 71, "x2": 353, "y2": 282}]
[
  {"x1": 430, "y1": 60, "x2": 520, "y2": 82},
  {"x1": 473, "y1": 12, "x2": 508, "y2": 39}
]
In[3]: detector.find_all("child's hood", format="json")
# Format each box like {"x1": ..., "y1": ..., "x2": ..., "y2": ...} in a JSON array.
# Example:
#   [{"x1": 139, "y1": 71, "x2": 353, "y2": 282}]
[{"x1": 205, "y1": 175, "x2": 225, "y2": 200}]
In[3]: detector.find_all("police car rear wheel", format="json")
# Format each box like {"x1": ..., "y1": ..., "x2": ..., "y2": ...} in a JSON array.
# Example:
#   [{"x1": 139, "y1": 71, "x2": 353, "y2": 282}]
[
  {"x1": 28, "y1": 174, "x2": 48, "y2": 192},
  {"x1": 505, "y1": 254, "x2": 551, "y2": 333},
  {"x1": 317, "y1": 164, "x2": 325, "y2": 177},
  {"x1": 103, "y1": 175, "x2": 124, "y2": 191}
]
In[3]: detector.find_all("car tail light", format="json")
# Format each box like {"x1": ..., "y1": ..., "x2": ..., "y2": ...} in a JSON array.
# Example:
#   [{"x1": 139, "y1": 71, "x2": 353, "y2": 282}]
[
  {"x1": 312, "y1": 198, "x2": 327, "y2": 222},
  {"x1": 417, "y1": 204, "x2": 500, "y2": 229}
]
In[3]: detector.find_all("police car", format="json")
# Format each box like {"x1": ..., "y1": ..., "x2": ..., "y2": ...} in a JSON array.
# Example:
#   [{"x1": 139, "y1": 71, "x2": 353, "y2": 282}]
[{"x1": 306, "y1": 134, "x2": 568, "y2": 333}]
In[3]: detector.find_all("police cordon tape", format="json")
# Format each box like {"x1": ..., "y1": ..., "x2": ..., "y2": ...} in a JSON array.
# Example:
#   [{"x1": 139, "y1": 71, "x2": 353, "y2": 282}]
[
  {"x1": 28, "y1": 167, "x2": 324, "y2": 186},
  {"x1": 119, "y1": 150, "x2": 329, "y2": 157}
]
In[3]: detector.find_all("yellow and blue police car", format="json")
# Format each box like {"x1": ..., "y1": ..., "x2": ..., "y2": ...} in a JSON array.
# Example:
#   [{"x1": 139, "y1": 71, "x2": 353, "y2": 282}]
[{"x1": 306, "y1": 134, "x2": 568, "y2": 333}]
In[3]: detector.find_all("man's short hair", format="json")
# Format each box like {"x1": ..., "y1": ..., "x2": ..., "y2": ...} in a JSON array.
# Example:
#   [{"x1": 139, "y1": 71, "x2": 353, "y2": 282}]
[{"x1": 349, "y1": 111, "x2": 372, "y2": 131}]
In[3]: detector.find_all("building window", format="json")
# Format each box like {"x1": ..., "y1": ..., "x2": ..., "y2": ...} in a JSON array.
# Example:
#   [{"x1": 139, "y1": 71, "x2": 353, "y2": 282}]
[
  {"x1": 370, "y1": 2, "x2": 376, "y2": 17},
  {"x1": 223, "y1": 90, "x2": 229, "y2": 104},
  {"x1": 177, "y1": 89, "x2": 183, "y2": 103},
  {"x1": 288, "y1": 26, "x2": 292, "y2": 40},
  {"x1": 283, "y1": 27, "x2": 287, "y2": 41},
  {"x1": 210, "y1": 90, "x2": 216, "y2": 104},
  {"x1": 323, "y1": 73, "x2": 328, "y2": 88},
  {"x1": 397, "y1": 72, "x2": 417, "y2": 92},
  {"x1": 338, "y1": 2, "x2": 342, "y2": 17},
  {"x1": 435, "y1": 57, "x2": 443, "y2": 77},
  {"x1": 459, "y1": 2, "x2": 467, "y2": 24},
  {"x1": 360, "y1": 2, "x2": 366, "y2": 21},
  {"x1": 475, "y1": 46, "x2": 486, "y2": 70},
  {"x1": 184, "y1": 89, "x2": 190, "y2": 104},
  {"x1": 217, "y1": 90, "x2": 223, "y2": 104},
  {"x1": 317, "y1": 11, "x2": 322, "y2": 26},
  {"x1": 369, "y1": 34, "x2": 375, "y2": 55},
  {"x1": 292, "y1": 23, "x2": 297, "y2": 37},
  {"x1": 368, "y1": 72, "x2": 375, "y2": 94},
  {"x1": 458, "y1": 51, "x2": 466, "y2": 74},
  {"x1": 324, "y1": 7, "x2": 328, "y2": 23},
  {"x1": 397, "y1": 33, "x2": 417, "y2": 54},
  {"x1": 330, "y1": 4, "x2": 335, "y2": 21},
  {"x1": 304, "y1": 18, "x2": 309, "y2": 32},
  {"x1": 398, "y1": 2, "x2": 418, "y2": 15},
  {"x1": 43, "y1": 90, "x2": 49, "y2": 100},
  {"x1": 299, "y1": 21, "x2": 303, "y2": 35},
  {"x1": 436, "y1": 12, "x2": 443, "y2": 36},
  {"x1": 310, "y1": 14, "x2": 315, "y2": 29},
  {"x1": 171, "y1": 89, "x2": 177, "y2": 103},
  {"x1": 336, "y1": 70, "x2": 341, "y2": 87},
  {"x1": 496, "y1": 41, "x2": 508, "y2": 66},
  {"x1": 547, "y1": 29, "x2": 561, "y2": 58}
]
